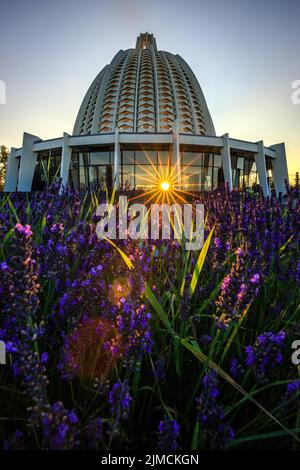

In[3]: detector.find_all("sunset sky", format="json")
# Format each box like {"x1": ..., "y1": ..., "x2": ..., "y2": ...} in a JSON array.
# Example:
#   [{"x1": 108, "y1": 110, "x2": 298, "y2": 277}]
[{"x1": 0, "y1": 0, "x2": 299, "y2": 176}]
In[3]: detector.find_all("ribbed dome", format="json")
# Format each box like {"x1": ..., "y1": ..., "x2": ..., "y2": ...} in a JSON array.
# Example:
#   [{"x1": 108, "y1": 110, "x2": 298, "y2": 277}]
[{"x1": 73, "y1": 33, "x2": 215, "y2": 136}]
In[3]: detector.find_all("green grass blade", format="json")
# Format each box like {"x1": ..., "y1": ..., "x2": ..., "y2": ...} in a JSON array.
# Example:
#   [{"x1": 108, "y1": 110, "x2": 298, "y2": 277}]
[
  {"x1": 102, "y1": 236, "x2": 134, "y2": 270},
  {"x1": 189, "y1": 227, "x2": 214, "y2": 296},
  {"x1": 227, "y1": 428, "x2": 300, "y2": 447},
  {"x1": 181, "y1": 338, "x2": 300, "y2": 444},
  {"x1": 145, "y1": 283, "x2": 175, "y2": 337}
]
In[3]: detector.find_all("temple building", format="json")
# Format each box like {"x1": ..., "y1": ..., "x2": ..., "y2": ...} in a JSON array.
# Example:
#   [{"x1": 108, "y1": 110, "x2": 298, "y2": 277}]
[{"x1": 4, "y1": 33, "x2": 289, "y2": 196}]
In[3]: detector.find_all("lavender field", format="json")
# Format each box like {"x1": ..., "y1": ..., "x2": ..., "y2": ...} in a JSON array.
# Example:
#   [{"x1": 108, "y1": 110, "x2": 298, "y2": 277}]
[{"x1": 0, "y1": 179, "x2": 300, "y2": 450}]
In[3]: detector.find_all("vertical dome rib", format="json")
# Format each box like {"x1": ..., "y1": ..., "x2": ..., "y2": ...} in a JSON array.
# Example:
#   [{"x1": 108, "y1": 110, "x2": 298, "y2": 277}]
[
  {"x1": 116, "y1": 50, "x2": 137, "y2": 132},
  {"x1": 113, "y1": 50, "x2": 133, "y2": 131},
  {"x1": 90, "y1": 67, "x2": 111, "y2": 134},
  {"x1": 73, "y1": 68, "x2": 106, "y2": 135},
  {"x1": 73, "y1": 33, "x2": 215, "y2": 136},
  {"x1": 113, "y1": 49, "x2": 135, "y2": 131},
  {"x1": 176, "y1": 55, "x2": 215, "y2": 135},
  {"x1": 91, "y1": 50, "x2": 124, "y2": 134},
  {"x1": 115, "y1": 50, "x2": 137, "y2": 132},
  {"x1": 165, "y1": 53, "x2": 198, "y2": 134},
  {"x1": 133, "y1": 49, "x2": 142, "y2": 132},
  {"x1": 149, "y1": 45, "x2": 160, "y2": 132},
  {"x1": 160, "y1": 51, "x2": 179, "y2": 125},
  {"x1": 164, "y1": 53, "x2": 193, "y2": 133},
  {"x1": 99, "y1": 50, "x2": 128, "y2": 133},
  {"x1": 137, "y1": 49, "x2": 156, "y2": 132}
]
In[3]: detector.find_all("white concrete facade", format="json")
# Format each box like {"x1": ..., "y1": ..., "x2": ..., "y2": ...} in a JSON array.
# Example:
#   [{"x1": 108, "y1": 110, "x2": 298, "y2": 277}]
[
  {"x1": 4, "y1": 130, "x2": 288, "y2": 196},
  {"x1": 3, "y1": 33, "x2": 289, "y2": 195}
]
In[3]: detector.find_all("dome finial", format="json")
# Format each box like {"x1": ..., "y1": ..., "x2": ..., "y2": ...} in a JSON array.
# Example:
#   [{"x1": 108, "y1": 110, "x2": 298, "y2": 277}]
[{"x1": 135, "y1": 32, "x2": 157, "y2": 51}]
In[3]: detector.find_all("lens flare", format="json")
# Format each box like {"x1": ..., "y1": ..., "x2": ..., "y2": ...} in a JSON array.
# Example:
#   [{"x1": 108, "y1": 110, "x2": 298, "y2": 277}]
[
  {"x1": 108, "y1": 278, "x2": 132, "y2": 305},
  {"x1": 64, "y1": 318, "x2": 123, "y2": 381},
  {"x1": 127, "y1": 146, "x2": 201, "y2": 204},
  {"x1": 160, "y1": 181, "x2": 170, "y2": 191}
]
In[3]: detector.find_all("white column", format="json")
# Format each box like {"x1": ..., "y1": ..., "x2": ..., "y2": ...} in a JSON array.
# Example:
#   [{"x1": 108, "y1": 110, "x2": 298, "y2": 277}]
[
  {"x1": 221, "y1": 133, "x2": 233, "y2": 191},
  {"x1": 18, "y1": 132, "x2": 40, "y2": 191},
  {"x1": 60, "y1": 132, "x2": 72, "y2": 188},
  {"x1": 172, "y1": 119, "x2": 181, "y2": 189},
  {"x1": 269, "y1": 143, "x2": 289, "y2": 196},
  {"x1": 255, "y1": 141, "x2": 270, "y2": 197},
  {"x1": 4, "y1": 148, "x2": 19, "y2": 192},
  {"x1": 114, "y1": 127, "x2": 120, "y2": 189}
]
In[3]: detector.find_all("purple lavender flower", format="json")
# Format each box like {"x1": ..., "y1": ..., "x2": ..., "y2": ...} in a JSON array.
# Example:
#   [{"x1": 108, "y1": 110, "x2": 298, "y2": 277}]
[
  {"x1": 199, "y1": 335, "x2": 212, "y2": 348},
  {"x1": 196, "y1": 370, "x2": 234, "y2": 449},
  {"x1": 15, "y1": 223, "x2": 33, "y2": 237},
  {"x1": 214, "y1": 247, "x2": 262, "y2": 329},
  {"x1": 40, "y1": 401, "x2": 78, "y2": 450},
  {"x1": 153, "y1": 357, "x2": 166, "y2": 382},
  {"x1": 287, "y1": 380, "x2": 300, "y2": 396},
  {"x1": 0, "y1": 223, "x2": 40, "y2": 342},
  {"x1": 279, "y1": 379, "x2": 300, "y2": 416},
  {"x1": 157, "y1": 417, "x2": 180, "y2": 451},
  {"x1": 3, "y1": 430, "x2": 25, "y2": 450},
  {"x1": 86, "y1": 417, "x2": 103, "y2": 449},
  {"x1": 107, "y1": 380, "x2": 132, "y2": 441},
  {"x1": 245, "y1": 331, "x2": 286, "y2": 383},
  {"x1": 230, "y1": 358, "x2": 245, "y2": 380}
]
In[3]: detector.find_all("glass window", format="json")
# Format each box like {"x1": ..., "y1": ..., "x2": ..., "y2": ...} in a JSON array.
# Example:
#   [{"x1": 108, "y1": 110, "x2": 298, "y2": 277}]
[
  {"x1": 213, "y1": 168, "x2": 219, "y2": 190},
  {"x1": 199, "y1": 168, "x2": 206, "y2": 191},
  {"x1": 122, "y1": 165, "x2": 134, "y2": 188},
  {"x1": 136, "y1": 166, "x2": 156, "y2": 189},
  {"x1": 182, "y1": 167, "x2": 200, "y2": 190},
  {"x1": 71, "y1": 153, "x2": 79, "y2": 168},
  {"x1": 79, "y1": 167, "x2": 87, "y2": 186},
  {"x1": 89, "y1": 166, "x2": 98, "y2": 186},
  {"x1": 69, "y1": 153, "x2": 79, "y2": 188},
  {"x1": 213, "y1": 155, "x2": 222, "y2": 167},
  {"x1": 251, "y1": 161, "x2": 257, "y2": 173},
  {"x1": 233, "y1": 169, "x2": 240, "y2": 189},
  {"x1": 122, "y1": 150, "x2": 135, "y2": 164},
  {"x1": 90, "y1": 151, "x2": 110, "y2": 165},
  {"x1": 203, "y1": 154, "x2": 213, "y2": 167},
  {"x1": 135, "y1": 150, "x2": 156, "y2": 165},
  {"x1": 204, "y1": 167, "x2": 213, "y2": 191},
  {"x1": 182, "y1": 152, "x2": 202, "y2": 165},
  {"x1": 158, "y1": 150, "x2": 171, "y2": 165},
  {"x1": 244, "y1": 158, "x2": 251, "y2": 175},
  {"x1": 48, "y1": 155, "x2": 61, "y2": 180},
  {"x1": 249, "y1": 172, "x2": 257, "y2": 186},
  {"x1": 239, "y1": 170, "x2": 245, "y2": 189},
  {"x1": 97, "y1": 167, "x2": 107, "y2": 186},
  {"x1": 266, "y1": 158, "x2": 273, "y2": 171},
  {"x1": 158, "y1": 165, "x2": 171, "y2": 182},
  {"x1": 237, "y1": 157, "x2": 244, "y2": 170},
  {"x1": 79, "y1": 152, "x2": 89, "y2": 166},
  {"x1": 70, "y1": 168, "x2": 79, "y2": 188},
  {"x1": 231, "y1": 155, "x2": 237, "y2": 170}
]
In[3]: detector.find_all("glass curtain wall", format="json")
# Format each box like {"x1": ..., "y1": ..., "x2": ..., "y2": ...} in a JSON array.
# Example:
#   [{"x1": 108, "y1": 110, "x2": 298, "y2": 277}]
[
  {"x1": 121, "y1": 147, "x2": 225, "y2": 191},
  {"x1": 266, "y1": 156, "x2": 274, "y2": 190},
  {"x1": 31, "y1": 150, "x2": 61, "y2": 190},
  {"x1": 231, "y1": 153, "x2": 259, "y2": 190},
  {"x1": 181, "y1": 151, "x2": 223, "y2": 191},
  {"x1": 121, "y1": 146, "x2": 174, "y2": 189},
  {"x1": 69, "y1": 149, "x2": 113, "y2": 189},
  {"x1": 68, "y1": 146, "x2": 260, "y2": 192}
]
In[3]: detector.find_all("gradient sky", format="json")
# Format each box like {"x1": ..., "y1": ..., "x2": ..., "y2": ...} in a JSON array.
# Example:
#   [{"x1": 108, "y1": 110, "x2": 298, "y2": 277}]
[{"x1": 0, "y1": 0, "x2": 299, "y2": 176}]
